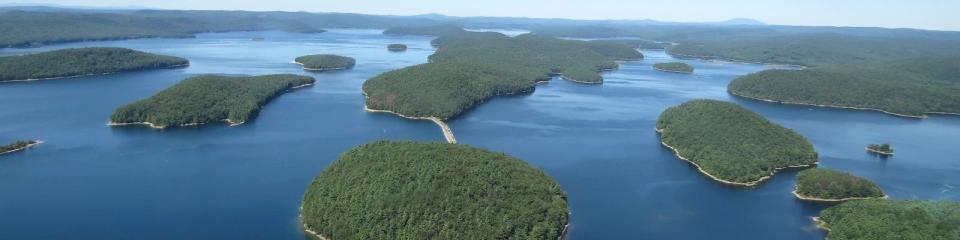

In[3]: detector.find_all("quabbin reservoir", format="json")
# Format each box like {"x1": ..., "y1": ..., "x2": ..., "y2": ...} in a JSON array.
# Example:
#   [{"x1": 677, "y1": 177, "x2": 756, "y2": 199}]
[{"x1": 0, "y1": 30, "x2": 957, "y2": 240}]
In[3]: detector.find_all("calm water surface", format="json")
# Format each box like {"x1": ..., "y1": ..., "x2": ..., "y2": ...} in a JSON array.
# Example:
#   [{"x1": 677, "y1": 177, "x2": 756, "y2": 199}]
[{"x1": 0, "y1": 31, "x2": 957, "y2": 240}]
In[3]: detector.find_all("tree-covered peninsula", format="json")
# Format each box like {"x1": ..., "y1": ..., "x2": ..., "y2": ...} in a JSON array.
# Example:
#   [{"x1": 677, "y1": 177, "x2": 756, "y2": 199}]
[
  {"x1": 728, "y1": 57, "x2": 960, "y2": 118},
  {"x1": 363, "y1": 31, "x2": 641, "y2": 119},
  {"x1": 794, "y1": 168, "x2": 885, "y2": 201},
  {"x1": 301, "y1": 141, "x2": 569, "y2": 240},
  {"x1": 0, "y1": 47, "x2": 188, "y2": 82},
  {"x1": 387, "y1": 44, "x2": 408, "y2": 51},
  {"x1": 0, "y1": 140, "x2": 41, "y2": 155},
  {"x1": 656, "y1": 99, "x2": 818, "y2": 186},
  {"x1": 110, "y1": 74, "x2": 314, "y2": 128},
  {"x1": 653, "y1": 62, "x2": 694, "y2": 74},
  {"x1": 817, "y1": 200, "x2": 960, "y2": 240},
  {"x1": 294, "y1": 54, "x2": 355, "y2": 71}
]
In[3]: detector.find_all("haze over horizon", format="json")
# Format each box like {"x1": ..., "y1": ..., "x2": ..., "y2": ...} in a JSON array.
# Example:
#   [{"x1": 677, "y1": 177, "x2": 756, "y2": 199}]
[{"x1": 2, "y1": 0, "x2": 958, "y2": 31}]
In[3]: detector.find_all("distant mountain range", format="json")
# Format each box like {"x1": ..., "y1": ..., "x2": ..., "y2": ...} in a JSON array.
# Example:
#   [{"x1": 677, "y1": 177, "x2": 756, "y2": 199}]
[{"x1": 0, "y1": 4, "x2": 764, "y2": 27}]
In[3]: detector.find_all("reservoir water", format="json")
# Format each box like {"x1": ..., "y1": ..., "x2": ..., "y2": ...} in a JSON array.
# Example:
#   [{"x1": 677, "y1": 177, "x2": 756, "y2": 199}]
[{"x1": 1, "y1": 30, "x2": 957, "y2": 239}]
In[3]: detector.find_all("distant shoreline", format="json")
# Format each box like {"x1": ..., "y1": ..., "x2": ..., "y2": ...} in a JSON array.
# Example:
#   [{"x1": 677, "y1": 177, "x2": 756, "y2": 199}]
[
  {"x1": 0, "y1": 140, "x2": 44, "y2": 155},
  {"x1": 656, "y1": 127, "x2": 817, "y2": 187},
  {"x1": 0, "y1": 63, "x2": 190, "y2": 83},
  {"x1": 727, "y1": 90, "x2": 948, "y2": 119},
  {"x1": 666, "y1": 51, "x2": 807, "y2": 69}
]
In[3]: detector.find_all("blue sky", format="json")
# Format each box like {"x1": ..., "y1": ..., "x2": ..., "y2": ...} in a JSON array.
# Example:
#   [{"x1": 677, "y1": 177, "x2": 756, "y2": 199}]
[{"x1": 4, "y1": 0, "x2": 958, "y2": 31}]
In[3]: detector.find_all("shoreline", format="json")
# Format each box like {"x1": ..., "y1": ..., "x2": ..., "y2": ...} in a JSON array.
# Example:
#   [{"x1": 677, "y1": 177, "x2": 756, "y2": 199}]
[
  {"x1": 0, "y1": 63, "x2": 190, "y2": 83},
  {"x1": 363, "y1": 105, "x2": 457, "y2": 144},
  {"x1": 865, "y1": 147, "x2": 894, "y2": 156},
  {"x1": 812, "y1": 217, "x2": 831, "y2": 232},
  {"x1": 107, "y1": 118, "x2": 247, "y2": 129},
  {"x1": 656, "y1": 127, "x2": 818, "y2": 187},
  {"x1": 299, "y1": 212, "x2": 331, "y2": 240},
  {"x1": 728, "y1": 90, "x2": 943, "y2": 119},
  {"x1": 665, "y1": 51, "x2": 807, "y2": 70},
  {"x1": 360, "y1": 89, "x2": 457, "y2": 144},
  {"x1": 0, "y1": 140, "x2": 44, "y2": 155},
  {"x1": 792, "y1": 188, "x2": 888, "y2": 202},
  {"x1": 652, "y1": 65, "x2": 693, "y2": 74}
]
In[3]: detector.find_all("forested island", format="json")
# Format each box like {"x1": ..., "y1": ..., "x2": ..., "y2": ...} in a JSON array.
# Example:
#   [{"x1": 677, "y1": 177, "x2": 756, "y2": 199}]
[
  {"x1": 110, "y1": 74, "x2": 314, "y2": 128},
  {"x1": 0, "y1": 47, "x2": 188, "y2": 82},
  {"x1": 653, "y1": 62, "x2": 694, "y2": 74},
  {"x1": 656, "y1": 99, "x2": 818, "y2": 186},
  {"x1": 794, "y1": 168, "x2": 885, "y2": 201},
  {"x1": 0, "y1": 10, "x2": 342, "y2": 47},
  {"x1": 387, "y1": 44, "x2": 408, "y2": 51},
  {"x1": 0, "y1": 140, "x2": 41, "y2": 155},
  {"x1": 363, "y1": 30, "x2": 641, "y2": 119},
  {"x1": 300, "y1": 141, "x2": 569, "y2": 240},
  {"x1": 293, "y1": 54, "x2": 355, "y2": 71},
  {"x1": 867, "y1": 143, "x2": 894, "y2": 155},
  {"x1": 816, "y1": 200, "x2": 960, "y2": 240},
  {"x1": 728, "y1": 57, "x2": 960, "y2": 118}
]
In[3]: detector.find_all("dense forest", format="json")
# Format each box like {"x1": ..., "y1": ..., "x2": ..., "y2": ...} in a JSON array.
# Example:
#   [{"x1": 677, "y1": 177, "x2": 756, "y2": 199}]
[
  {"x1": 794, "y1": 168, "x2": 885, "y2": 200},
  {"x1": 818, "y1": 200, "x2": 960, "y2": 240},
  {"x1": 110, "y1": 74, "x2": 314, "y2": 128},
  {"x1": 728, "y1": 57, "x2": 960, "y2": 117},
  {"x1": 0, "y1": 140, "x2": 39, "y2": 154},
  {"x1": 656, "y1": 99, "x2": 818, "y2": 185},
  {"x1": 387, "y1": 44, "x2": 408, "y2": 51},
  {"x1": 301, "y1": 141, "x2": 569, "y2": 240},
  {"x1": 0, "y1": 47, "x2": 187, "y2": 81},
  {"x1": 653, "y1": 62, "x2": 694, "y2": 73},
  {"x1": 363, "y1": 30, "x2": 641, "y2": 119},
  {"x1": 294, "y1": 54, "x2": 355, "y2": 71}
]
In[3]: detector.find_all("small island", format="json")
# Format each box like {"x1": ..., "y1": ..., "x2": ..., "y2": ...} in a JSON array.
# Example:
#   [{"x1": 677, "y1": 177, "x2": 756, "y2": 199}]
[
  {"x1": 0, "y1": 47, "x2": 188, "y2": 82},
  {"x1": 110, "y1": 74, "x2": 315, "y2": 129},
  {"x1": 300, "y1": 141, "x2": 569, "y2": 240},
  {"x1": 653, "y1": 62, "x2": 694, "y2": 74},
  {"x1": 0, "y1": 140, "x2": 42, "y2": 155},
  {"x1": 656, "y1": 99, "x2": 818, "y2": 186},
  {"x1": 816, "y1": 199, "x2": 960, "y2": 240},
  {"x1": 866, "y1": 143, "x2": 894, "y2": 156},
  {"x1": 794, "y1": 168, "x2": 885, "y2": 201},
  {"x1": 387, "y1": 43, "x2": 408, "y2": 52},
  {"x1": 293, "y1": 54, "x2": 355, "y2": 72}
]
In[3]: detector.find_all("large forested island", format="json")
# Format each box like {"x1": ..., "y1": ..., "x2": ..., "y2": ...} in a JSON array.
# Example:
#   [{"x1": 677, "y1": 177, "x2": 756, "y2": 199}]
[
  {"x1": 817, "y1": 200, "x2": 960, "y2": 240},
  {"x1": 110, "y1": 74, "x2": 314, "y2": 128},
  {"x1": 794, "y1": 168, "x2": 885, "y2": 201},
  {"x1": 653, "y1": 62, "x2": 694, "y2": 74},
  {"x1": 729, "y1": 57, "x2": 960, "y2": 118},
  {"x1": 293, "y1": 54, "x2": 355, "y2": 71},
  {"x1": 363, "y1": 28, "x2": 642, "y2": 119},
  {"x1": 0, "y1": 140, "x2": 41, "y2": 155},
  {"x1": 656, "y1": 99, "x2": 818, "y2": 186},
  {"x1": 0, "y1": 47, "x2": 188, "y2": 82},
  {"x1": 300, "y1": 141, "x2": 569, "y2": 240}
]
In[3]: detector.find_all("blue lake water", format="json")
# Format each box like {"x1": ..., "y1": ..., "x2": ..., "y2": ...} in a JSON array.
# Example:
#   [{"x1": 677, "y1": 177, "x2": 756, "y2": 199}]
[{"x1": 1, "y1": 30, "x2": 958, "y2": 239}]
